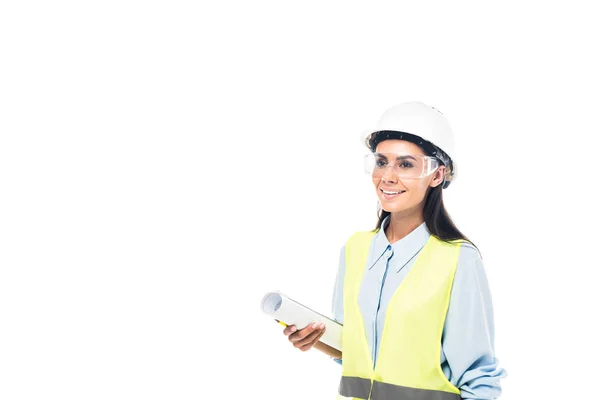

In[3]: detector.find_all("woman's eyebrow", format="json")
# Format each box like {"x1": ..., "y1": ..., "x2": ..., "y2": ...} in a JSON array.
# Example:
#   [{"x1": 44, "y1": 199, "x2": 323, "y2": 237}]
[
  {"x1": 375, "y1": 154, "x2": 418, "y2": 161},
  {"x1": 396, "y1": 155, "x2": 417, "y2": 161}
]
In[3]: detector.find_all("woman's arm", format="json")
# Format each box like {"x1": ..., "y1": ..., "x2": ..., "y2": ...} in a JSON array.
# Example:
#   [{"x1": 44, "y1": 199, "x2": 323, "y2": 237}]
[{"x1": 442, "y1": 245, "x2": 507, "y2": 399}]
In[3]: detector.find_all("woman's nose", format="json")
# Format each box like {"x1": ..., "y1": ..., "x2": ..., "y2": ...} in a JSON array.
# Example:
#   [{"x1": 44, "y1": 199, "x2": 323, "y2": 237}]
[{"x1": 381, "y1": 165, "x2": 397, "y2": 182}]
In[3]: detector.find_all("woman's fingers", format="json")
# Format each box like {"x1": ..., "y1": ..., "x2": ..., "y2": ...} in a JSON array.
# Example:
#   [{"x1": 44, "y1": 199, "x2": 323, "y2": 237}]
[
  {"x1": 279, "y1": 321, "x2": 327, "y2": 353},
  {"x1": 288, "y1": 322, "x2": 319, "y2": 342},
  {"x1": 290, "y1": 324, "x2": 326, "y2": 349},
  {"x1": 283, "y1": 324, "x2": 297, "y2": 336},
  {"x1": 299, "y1": 328, "x2": 326, "y2": 351}
]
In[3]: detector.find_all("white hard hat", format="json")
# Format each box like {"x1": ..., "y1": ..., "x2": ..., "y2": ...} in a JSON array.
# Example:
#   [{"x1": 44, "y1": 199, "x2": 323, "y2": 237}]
[{"x1": 361, "y1": 101, "x2": 457, "y2": 189}]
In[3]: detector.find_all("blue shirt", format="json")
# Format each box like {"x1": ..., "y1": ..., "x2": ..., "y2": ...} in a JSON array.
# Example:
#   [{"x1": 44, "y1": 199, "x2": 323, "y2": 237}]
[{"x1": 331, "y1": 215, "x2": 507, "y2": 399}]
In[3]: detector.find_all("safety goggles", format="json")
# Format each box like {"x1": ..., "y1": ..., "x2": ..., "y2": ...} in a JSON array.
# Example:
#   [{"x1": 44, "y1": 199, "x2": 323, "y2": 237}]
[{"x1": 364, "y1": 152, "x2": 441, "y2": 179}]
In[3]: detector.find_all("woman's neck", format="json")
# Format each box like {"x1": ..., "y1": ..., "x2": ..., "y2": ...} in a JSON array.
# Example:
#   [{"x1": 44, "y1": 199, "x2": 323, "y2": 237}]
[{"x1": 385, "y1": 212, "x2": 425, "y2": 244}]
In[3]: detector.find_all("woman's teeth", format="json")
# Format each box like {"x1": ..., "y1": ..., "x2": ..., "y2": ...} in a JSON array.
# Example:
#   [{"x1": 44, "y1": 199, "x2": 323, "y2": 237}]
[{"x1": 381, "y1": 188, "x2": 405, "y2": 199}]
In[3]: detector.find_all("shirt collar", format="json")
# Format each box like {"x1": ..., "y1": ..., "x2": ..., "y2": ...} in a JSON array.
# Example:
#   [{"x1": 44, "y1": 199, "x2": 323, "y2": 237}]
[{"x1": 369, "y1": 215, "x2": 431, "y2": 272}]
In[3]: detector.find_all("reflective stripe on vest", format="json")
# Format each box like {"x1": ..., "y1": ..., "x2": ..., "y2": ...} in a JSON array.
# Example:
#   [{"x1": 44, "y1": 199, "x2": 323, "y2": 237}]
[
  {"x1": 338, "y1": 230, "x2": 463, "y2": 400},
  {"x1": 338, "y1": 376, "x2": 462, "y2": 400}
]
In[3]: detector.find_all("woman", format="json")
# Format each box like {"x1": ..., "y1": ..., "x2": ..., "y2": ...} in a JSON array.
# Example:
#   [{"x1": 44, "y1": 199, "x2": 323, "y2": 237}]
[{"x1": 282, "y1": 102, "x2": 507, "y2": 399}]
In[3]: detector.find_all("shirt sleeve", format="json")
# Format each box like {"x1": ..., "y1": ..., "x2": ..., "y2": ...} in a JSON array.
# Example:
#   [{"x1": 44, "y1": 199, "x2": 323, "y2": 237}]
[
  {"x1": 441, "y1": 247, "x2": 508, "y2": 399},
  {"x1": 331, "y1": 244, "x2": 345, "y2": 365}
]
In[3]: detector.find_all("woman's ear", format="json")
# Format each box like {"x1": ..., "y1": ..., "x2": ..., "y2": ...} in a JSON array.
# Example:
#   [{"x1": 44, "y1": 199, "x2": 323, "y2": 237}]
[{"x1": 430, "y1": 166, "x2": 446, "y2": 188}]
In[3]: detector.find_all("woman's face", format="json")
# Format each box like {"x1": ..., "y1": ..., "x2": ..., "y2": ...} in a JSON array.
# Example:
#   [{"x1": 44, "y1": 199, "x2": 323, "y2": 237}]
[{"x1": 372, "y1": 139, "x2": 446, "y2": 214}]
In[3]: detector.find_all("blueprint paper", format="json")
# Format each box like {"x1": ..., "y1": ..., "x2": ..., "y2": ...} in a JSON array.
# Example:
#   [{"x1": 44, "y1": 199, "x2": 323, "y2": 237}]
[{"x1": 261, "y1": 290, "x2": 342, "y2": 351}]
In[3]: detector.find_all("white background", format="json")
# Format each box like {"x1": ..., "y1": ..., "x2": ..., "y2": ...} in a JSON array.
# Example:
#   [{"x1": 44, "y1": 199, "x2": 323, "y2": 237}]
[{"x1": 1, "y1": 1, "x2": 599, "y2": 399}]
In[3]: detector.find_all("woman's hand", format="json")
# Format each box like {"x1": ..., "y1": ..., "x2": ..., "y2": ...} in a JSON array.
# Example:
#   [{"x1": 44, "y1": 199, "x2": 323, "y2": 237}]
[{"x1": 276, "y1": 319, "x2": 326, "y2": 352}]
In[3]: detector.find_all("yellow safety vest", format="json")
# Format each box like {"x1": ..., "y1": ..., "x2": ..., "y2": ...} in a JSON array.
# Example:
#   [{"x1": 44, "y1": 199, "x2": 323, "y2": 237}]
[{"x1": 337, "y1": 229, "x2": 463, "y2": 400}]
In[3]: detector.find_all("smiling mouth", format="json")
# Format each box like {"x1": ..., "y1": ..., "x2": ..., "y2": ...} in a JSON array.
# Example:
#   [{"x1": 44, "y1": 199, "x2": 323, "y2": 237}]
[{"x1": 380, "y1": 188, "x2": 406, "y2": 195}]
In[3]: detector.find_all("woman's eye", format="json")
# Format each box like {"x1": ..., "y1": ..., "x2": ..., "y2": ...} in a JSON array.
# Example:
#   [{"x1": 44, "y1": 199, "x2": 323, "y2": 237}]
[
  {"x1": 398, "y1": 161, "x2": 414, "y2": 169},
  {"x1": 375, "y1": 160, "x2": 387, "y2": 167}
]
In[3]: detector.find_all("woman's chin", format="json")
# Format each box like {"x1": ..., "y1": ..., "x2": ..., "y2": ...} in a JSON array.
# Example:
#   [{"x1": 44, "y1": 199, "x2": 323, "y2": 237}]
[{"x1": 380, "y1": 201, "x2": 404, "y2": 212}]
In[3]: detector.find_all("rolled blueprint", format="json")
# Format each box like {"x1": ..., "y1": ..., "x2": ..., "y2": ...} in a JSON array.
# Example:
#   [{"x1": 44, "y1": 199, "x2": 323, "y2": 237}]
[{"x1": 261, "y1": 290, "x2": 342, "y2": 351}]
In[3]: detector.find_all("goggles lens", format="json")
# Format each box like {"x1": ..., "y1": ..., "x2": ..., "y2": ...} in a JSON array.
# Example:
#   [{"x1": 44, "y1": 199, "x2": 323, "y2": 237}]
[{"x1": 364, "y1": 152, "x2": 440, "y2": 179}]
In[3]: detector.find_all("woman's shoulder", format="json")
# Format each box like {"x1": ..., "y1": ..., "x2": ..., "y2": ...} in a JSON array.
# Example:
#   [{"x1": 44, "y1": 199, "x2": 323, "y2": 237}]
[
  {"x1": 432, "y1": 236, "x2": 482, "y2": 262},
  {"x1": 458, "y1": 239, "x2": 484, "y2": 265}
]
